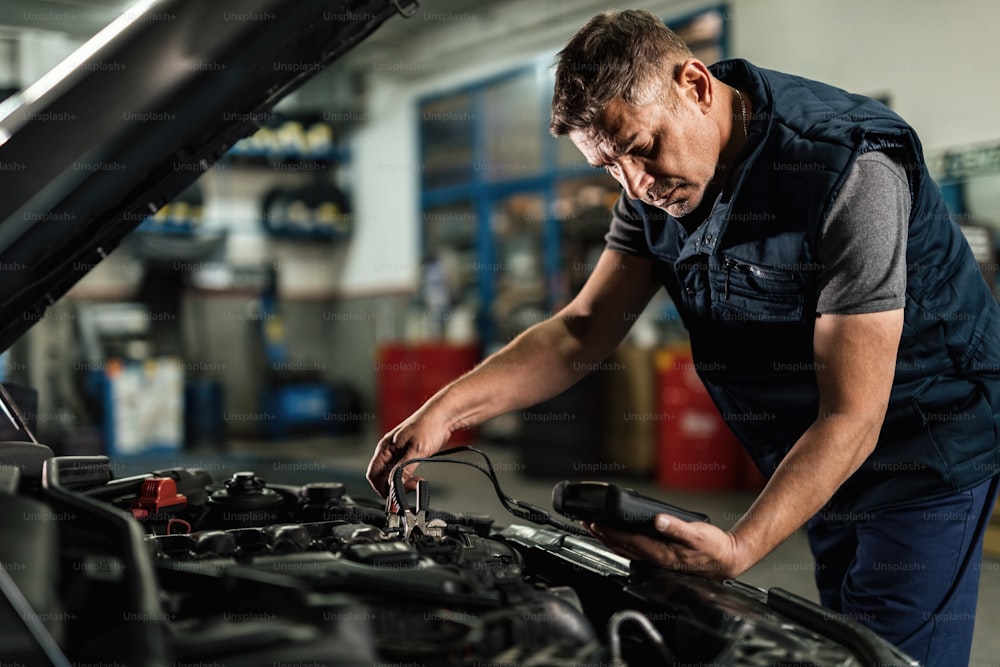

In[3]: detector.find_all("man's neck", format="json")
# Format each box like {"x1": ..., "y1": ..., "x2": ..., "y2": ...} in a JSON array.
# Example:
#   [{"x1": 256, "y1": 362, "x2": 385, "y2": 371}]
[
  {"x1": 706, "y1": 80, "x2": 752, "y2": 197},
  {"x1": 675, "y1": 81, "x2": 752, "y2": 233},
  {"x1": 723, "y1": 81, "x2": 751, "y2": 169}
]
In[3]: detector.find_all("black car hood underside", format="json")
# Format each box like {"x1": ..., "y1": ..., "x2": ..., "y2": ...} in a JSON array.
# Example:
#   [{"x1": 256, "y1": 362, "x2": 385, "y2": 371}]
[{"x1": 0, "y1": 0, "x2": 415, "y2": 353}]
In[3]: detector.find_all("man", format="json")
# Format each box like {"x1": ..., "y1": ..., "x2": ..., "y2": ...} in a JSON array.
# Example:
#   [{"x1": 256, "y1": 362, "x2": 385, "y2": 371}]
[{"x1": 368, "y1": 10, "x2": 1000, "y2": 665}]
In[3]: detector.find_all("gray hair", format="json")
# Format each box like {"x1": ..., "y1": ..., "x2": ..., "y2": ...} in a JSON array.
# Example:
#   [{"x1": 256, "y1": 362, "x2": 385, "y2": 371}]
[{"x1": 550, "y1": 9, "x2": 693, "y2": 136}]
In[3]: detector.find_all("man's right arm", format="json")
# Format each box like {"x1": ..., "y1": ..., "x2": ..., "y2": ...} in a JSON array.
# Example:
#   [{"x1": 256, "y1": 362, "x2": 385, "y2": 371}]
[{"x1": 366, "y1": 248, "x2": 661, "y2": 496}]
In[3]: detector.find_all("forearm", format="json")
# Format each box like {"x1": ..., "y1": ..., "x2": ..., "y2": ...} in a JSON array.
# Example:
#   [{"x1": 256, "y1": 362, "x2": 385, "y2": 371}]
[
  {"x1": 727, "y1": 310, "x2": 901, "y2": 574},
  {"x1": 728, "y1": 415, "x2": 880, "y2": 574},
  {"x1": 582, "y1": 414, "x2": 884, "y2": 581},
  {"x1": 425, "y1": 312, "x2": 612, "y2": 433}
]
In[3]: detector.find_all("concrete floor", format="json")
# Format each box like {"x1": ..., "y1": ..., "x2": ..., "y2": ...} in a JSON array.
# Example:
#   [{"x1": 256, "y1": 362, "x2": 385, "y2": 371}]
[{"x1": 150, "y1": 432, "x2": 1000, "y2": 666}]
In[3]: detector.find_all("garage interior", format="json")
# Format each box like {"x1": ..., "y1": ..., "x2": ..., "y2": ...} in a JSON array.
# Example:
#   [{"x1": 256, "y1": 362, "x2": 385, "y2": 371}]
[{"x1": 1, "y1": 0, "x2": 999, "y2": 664}]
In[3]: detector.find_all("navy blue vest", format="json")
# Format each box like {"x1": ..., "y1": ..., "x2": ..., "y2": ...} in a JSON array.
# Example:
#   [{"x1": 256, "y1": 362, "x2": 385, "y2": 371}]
[{"x1": 630, "y1": 60, "x2": 1000, "y2": 515}]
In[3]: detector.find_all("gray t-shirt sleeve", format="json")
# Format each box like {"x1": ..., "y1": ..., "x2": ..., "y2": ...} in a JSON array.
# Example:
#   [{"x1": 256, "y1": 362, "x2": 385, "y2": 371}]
[
  {"x1": 815, "y1": 151, "x2": 910, "y2": 315},
  {"x1": 605, "y1": 194, "x2": 653, "y2": 258}
]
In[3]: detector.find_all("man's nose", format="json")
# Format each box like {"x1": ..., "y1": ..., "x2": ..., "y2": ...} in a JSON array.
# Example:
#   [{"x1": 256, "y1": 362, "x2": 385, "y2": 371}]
[{"x1": 618, "y1": 160, "x2": 652, "y2": 202}]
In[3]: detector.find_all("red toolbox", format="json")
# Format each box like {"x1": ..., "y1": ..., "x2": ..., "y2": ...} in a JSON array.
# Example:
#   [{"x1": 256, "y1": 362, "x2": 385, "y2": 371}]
[{"x1": 655, "y1": 346, "x2": 743, "y2": 491}]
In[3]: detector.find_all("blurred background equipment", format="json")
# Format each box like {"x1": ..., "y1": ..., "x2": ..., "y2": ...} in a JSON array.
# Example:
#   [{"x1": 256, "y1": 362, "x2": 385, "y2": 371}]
[
  {"x1": 254, "y1": 265, "x2": 363, "y2": 441},
  {"x1": 76, "y1": 302, "x2": 183, "y2": 457}
]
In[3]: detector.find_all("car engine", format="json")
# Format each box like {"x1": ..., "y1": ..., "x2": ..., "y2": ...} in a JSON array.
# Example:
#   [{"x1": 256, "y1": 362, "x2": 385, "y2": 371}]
[{"x1": 0, "y1": 443, "x2": 918, "y2": 666}]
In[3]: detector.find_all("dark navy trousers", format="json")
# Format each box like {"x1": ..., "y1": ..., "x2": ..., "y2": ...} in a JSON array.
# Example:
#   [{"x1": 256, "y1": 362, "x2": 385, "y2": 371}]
[{"x1": 806, "y1": 476, "x2": 999, "y2": 667}]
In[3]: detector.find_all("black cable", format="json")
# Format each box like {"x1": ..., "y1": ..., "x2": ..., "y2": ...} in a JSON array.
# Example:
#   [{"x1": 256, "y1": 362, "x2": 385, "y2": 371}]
[{"x1": 389, "y1": 446, "x2": 590, "y2": 536}]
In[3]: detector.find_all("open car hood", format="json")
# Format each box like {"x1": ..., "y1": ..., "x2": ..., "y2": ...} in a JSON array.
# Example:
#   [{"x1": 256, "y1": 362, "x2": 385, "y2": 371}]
[{"x1": 0, "y1": 0, "x2": 415, "y2": 353}]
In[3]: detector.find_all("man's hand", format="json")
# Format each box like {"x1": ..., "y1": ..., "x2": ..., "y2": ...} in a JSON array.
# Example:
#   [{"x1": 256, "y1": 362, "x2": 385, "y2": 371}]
[
  {"x1": 366, "y1": 405, "x2": 453, "y2": 498},
  {"x1": 587, "y1": 514, "x2": 747, "y2": 580}
]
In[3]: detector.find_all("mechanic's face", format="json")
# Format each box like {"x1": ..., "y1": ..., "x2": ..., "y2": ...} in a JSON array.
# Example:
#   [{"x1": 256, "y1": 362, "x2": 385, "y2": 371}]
[{"x1": 570, "y1": 77, "x2": 722, "y2": 218}]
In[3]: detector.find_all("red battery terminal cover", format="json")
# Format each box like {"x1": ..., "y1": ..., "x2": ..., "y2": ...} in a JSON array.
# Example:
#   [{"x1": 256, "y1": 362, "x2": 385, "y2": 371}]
[{"x1": 130, "y1": 477, "x2": 188, "y2": 520}]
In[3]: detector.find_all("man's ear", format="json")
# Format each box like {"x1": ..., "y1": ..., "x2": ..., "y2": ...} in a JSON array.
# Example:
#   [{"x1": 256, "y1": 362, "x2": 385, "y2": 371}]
[{"x1": 674, "y1": 59, "x2": 713, "y2": 111}]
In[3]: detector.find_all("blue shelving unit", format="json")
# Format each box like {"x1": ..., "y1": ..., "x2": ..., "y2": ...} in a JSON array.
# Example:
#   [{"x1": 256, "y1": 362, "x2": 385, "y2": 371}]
[{"x1": 418, "y1": 65, "x2": 613, "y2": 346}]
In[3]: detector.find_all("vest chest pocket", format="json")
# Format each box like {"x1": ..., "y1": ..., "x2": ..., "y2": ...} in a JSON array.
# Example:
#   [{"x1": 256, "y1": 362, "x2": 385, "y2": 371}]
[{"x1": 710, "y1": 257, "x2": 807, "y2": 323}]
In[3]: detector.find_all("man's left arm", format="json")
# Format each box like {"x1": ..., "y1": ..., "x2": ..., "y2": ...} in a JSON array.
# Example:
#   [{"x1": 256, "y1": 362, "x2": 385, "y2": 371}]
[
  {"x1": 588, "y1": 309, "x2": 902, "y2": 578},
  {"x1": 728, "y1": 309, "x2": 903, "y2": 577}
]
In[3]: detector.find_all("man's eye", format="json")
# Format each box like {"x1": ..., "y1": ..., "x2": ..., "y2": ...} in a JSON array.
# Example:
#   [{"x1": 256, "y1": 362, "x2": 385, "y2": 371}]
[{"x1": 604, "y1": 164, "x2": 620, "y2": 175}]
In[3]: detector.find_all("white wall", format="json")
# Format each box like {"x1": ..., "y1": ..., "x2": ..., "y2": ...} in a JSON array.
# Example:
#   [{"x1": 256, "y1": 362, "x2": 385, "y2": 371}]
[
  {"x1": 344, "y1": 75, "x2": 423, "y2": 293},
  {"x1": 729, "y1": 0, "x2": 1000, "y2": 152},
  {"x1": 344, "y1": 0, "x2": 1000, "y2": 291},
  {"x1": 3, "y1": 27, "x2": 79, "y2": 88}
]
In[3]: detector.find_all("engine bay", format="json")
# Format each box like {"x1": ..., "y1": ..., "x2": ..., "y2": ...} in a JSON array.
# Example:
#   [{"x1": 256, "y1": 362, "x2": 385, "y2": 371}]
[{"x1": 0, "y1": 444, "x2": 915, "y2": 666}]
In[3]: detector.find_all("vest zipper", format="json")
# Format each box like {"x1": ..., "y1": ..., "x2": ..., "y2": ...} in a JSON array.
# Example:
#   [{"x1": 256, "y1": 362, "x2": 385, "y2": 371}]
[{"x1": 723, "y1": 256, "x2": 800, "y2": 286}]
